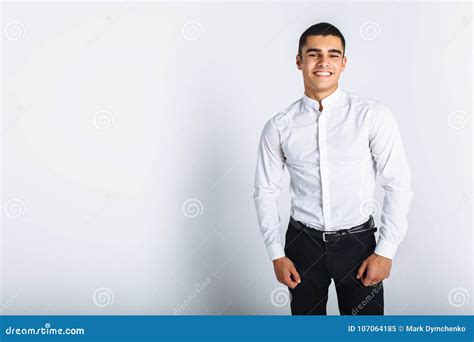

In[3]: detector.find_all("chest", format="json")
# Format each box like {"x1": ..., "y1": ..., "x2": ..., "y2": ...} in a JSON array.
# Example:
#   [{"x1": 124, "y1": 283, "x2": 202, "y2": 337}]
[{"x1": 280, "y1": 110, "x2": 371, "y2": 165}]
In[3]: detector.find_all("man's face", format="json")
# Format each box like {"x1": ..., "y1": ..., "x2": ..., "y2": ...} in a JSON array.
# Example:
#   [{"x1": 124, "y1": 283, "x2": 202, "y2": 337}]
[{"x1": 296, "y1": 35, "x2": 347, "y2": 93}]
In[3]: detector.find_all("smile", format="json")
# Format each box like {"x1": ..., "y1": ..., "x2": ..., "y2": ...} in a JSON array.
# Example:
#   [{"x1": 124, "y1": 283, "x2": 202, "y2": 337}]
[{"x1": 314, "y1": 71, "x2": 333, "y2": 77}]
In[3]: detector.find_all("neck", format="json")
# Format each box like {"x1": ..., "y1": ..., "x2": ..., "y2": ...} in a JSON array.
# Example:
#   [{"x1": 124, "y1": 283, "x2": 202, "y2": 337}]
[{"x1": 304, "y1": 84, "x2": 339, "y2": 103}]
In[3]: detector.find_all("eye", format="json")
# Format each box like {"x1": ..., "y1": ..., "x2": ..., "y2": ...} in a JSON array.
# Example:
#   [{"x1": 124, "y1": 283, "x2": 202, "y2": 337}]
[{"x1": 330, "y1": 55, "x2": 339, "y2": 58}]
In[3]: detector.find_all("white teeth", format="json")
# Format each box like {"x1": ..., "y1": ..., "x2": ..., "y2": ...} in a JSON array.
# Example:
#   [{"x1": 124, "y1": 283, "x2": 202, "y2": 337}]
[{"x1": 316, "y1": 72, "x2": 331, "y2": 76}]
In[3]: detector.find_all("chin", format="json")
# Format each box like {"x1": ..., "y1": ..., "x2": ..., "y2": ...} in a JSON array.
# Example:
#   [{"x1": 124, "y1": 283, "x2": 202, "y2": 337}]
[{"x1": 309, "y1": 82, "x2": 336, "y2": 91}]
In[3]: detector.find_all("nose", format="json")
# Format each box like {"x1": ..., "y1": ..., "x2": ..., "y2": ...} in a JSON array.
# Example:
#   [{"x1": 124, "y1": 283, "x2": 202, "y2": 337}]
[{"x1": 317, "y1": 55, "x2": 330, "y2": 67}]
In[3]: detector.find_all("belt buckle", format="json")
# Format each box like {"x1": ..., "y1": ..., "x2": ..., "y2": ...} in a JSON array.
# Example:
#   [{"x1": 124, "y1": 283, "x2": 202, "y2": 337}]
[{"x1": 322, "y1": 231, "x2": 335, "y2": 242}]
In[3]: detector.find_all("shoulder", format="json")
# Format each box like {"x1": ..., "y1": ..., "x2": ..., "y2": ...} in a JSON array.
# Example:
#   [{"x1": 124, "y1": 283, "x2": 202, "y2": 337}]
[
  {"x1": 262, "y1": 97, "x2": 302, "y2": 133},
  {"x1": 344, "y1": 90, "x2": 388, "y2": 111},
  {"x1": 344, "y1": 90, "x2": 395, "y2": 123}
]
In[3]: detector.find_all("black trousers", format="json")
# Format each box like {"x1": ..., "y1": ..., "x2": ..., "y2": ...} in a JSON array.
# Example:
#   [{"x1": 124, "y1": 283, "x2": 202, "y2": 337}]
[{"x1": 284, "y1": 217, "x2": 384, "y2": 315}]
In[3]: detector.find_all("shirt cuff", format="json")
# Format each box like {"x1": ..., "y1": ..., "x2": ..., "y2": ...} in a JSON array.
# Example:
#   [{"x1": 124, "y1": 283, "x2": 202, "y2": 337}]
[
  {"x1": 266, "y1": 243, "x2": 285, "y2": 261},
  {"x1": 374, "y1": 238, "x2": 399, "y2": 260}
]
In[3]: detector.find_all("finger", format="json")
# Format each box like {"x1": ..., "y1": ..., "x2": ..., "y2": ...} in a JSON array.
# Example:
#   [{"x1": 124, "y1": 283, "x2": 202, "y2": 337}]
[
  {"x1": 290, "y1": 266, "x2": 301, "y2": 284},
  {"x1": 362, "y1": 277, "x2": 373, "y2": 287},
  {"x1": 356, "y1": 261, "x2": 367, "y2": 279},
  {"x1": 284, "y1": 273, "x2": 298, "y2": 289},
  {"x1": 362, "y1": 266, "x2": 376, "y2": 285},
  {"x1": 370, "y1": 278, "x2": 381, "y2": 286}
]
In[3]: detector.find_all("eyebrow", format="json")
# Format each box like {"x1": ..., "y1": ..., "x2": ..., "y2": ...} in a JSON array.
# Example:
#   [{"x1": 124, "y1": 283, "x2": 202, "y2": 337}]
[{"x1": 305, "y1": 48, "x2": 343, "y2": 55}]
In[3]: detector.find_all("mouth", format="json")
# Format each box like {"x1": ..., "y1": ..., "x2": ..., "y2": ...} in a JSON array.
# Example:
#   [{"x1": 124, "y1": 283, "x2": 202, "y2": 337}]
[{"x1": 313, "y1": 71, "x2": 333, "y2": 78}]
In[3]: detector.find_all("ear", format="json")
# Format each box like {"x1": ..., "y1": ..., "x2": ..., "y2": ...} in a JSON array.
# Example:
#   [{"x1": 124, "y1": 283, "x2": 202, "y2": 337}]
[
  {"x1": 340, "y1": 55, "x2": 347, "y2": 72},
  {"x1": 296, "y1": 54, "x2": 302, "y2": 70}
]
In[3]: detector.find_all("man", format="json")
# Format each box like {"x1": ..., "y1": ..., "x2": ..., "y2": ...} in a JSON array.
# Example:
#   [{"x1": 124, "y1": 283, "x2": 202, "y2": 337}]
[{"x1": 253, "y1": 22, "x2": 413, "y2": 315}]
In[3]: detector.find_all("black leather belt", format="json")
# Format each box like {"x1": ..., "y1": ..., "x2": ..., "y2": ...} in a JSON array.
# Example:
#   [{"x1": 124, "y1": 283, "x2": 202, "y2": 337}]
[{"x1": 289, "y1": 216, "x2": 377, "y2": 242}]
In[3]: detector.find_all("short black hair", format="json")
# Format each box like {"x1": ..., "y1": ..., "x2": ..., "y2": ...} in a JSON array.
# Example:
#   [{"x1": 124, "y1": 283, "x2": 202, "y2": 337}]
[{"x1": 298, "y1": 22, "x2": 346, "y2": 61}]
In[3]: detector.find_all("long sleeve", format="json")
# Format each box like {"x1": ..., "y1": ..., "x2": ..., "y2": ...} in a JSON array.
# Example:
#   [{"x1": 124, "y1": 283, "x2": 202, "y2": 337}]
[
  {"x1": 368, "y1": 103, "x2": 414, "y2": 259},
  {"x1": 253, "y1": 118, "x2": 286, "y2": 261}
]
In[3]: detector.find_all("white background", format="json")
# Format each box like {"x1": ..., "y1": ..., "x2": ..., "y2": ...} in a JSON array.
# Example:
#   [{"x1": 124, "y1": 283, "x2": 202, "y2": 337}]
[{"x1": 1, "y1": 1, "x2": 472, "y2": 315}]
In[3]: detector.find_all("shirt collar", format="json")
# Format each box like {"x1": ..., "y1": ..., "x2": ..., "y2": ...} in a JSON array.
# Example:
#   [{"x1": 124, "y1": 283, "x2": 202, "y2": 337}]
[{"x1": 302, "y1": 86, "x2": 342, "y2": 111}]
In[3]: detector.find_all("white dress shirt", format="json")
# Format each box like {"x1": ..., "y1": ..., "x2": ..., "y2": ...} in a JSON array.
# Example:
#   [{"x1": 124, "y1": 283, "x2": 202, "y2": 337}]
[{"x1": 253, "y1": 86, "x2": 413, "y2": 261}]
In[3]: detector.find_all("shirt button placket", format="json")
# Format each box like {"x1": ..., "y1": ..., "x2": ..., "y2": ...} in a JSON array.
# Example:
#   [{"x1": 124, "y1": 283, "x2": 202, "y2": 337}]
[{"x1": 317, "y1": 108, "x2": 332, "y2": 231}]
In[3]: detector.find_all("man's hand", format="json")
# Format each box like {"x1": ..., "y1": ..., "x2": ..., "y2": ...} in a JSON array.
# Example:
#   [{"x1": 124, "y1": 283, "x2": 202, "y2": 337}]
[
  {"x1": 356, "y1": 253, "x2": 392, "y2": 286},
  {"x1": 272, "y1": 256, "x2": 301, "y2": 289}
]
